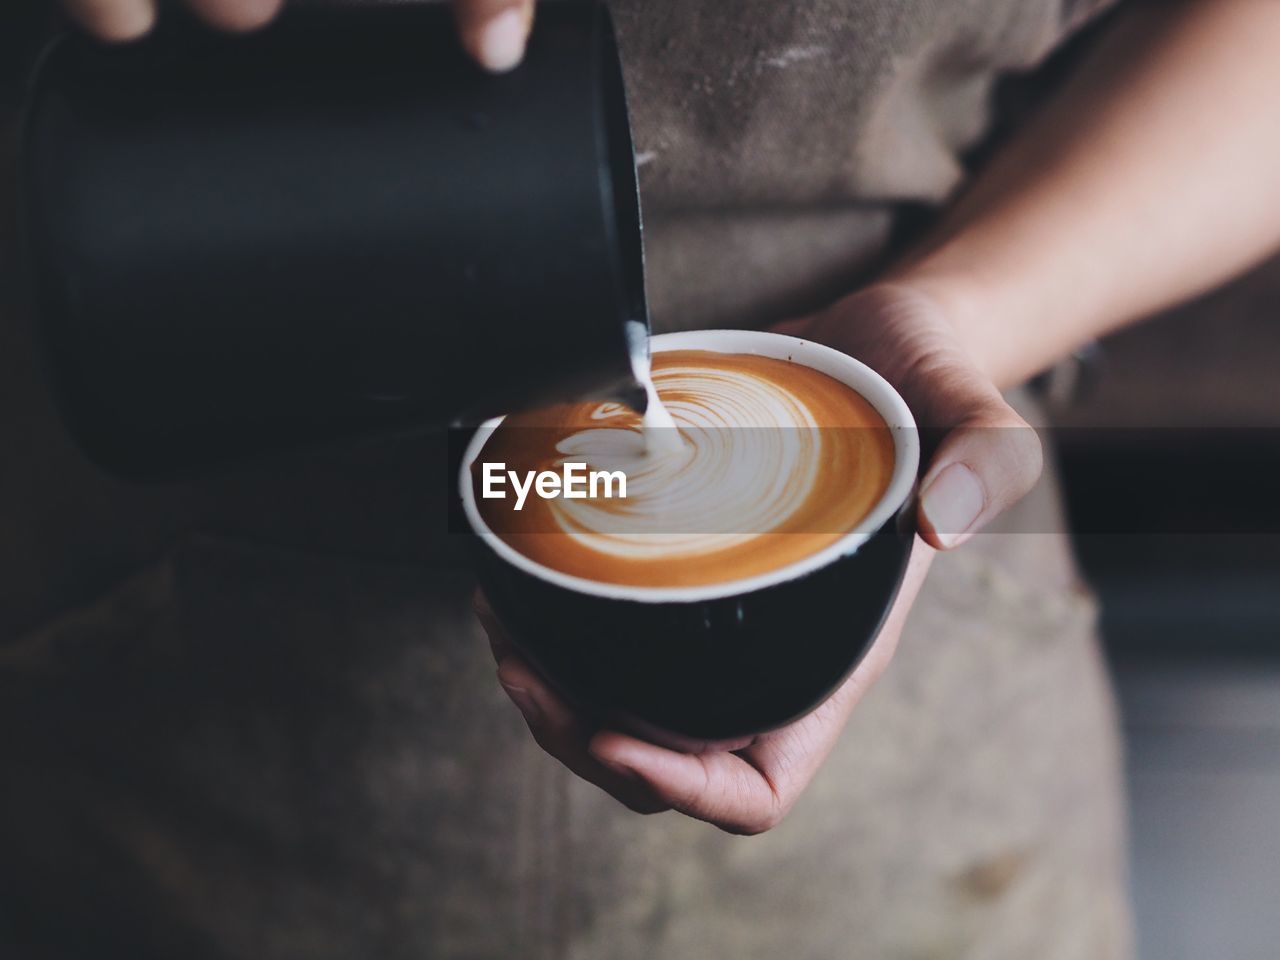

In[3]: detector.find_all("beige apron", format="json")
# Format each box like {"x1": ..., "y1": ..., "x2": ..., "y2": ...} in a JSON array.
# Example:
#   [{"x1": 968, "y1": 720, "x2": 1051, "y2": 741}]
[{"x1": 0, "y1": 1, "x2": 1130, "y2": 957}]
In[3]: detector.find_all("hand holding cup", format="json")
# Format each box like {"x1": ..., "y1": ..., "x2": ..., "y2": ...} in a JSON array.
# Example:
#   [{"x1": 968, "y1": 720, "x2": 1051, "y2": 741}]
[{"x1": 472, "y1": 285, "x2": 1046, "y2": 834}]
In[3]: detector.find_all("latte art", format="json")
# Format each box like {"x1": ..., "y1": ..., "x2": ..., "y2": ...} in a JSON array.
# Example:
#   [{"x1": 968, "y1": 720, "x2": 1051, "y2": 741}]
[{"x1": 474, "y1": 350, "x2": 895, "y2": 588}]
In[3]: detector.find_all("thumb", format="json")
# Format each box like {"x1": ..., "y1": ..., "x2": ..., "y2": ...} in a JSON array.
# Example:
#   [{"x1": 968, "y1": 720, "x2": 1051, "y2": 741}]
[
  {"x1": 454, "y1": 0, "x2": 535, "y2": 73},
  {"x1": 185, "y1": 0, "x2": 283, "y2": 32},
  {"x1": 589, "y1": 732, "x2": 785, "y2": 835},
  {"x1": 63, "y1": 0, "x2": 155, "y2": 40},
  {"x1": 912, "y1": 367, "x2": 1043, "y2": 550}
]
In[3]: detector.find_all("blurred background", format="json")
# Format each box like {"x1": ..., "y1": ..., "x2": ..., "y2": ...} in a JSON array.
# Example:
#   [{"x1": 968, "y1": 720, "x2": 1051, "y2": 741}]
[{"x1": 1053, "y1": 258, "x2": 1280, "y2": 959}]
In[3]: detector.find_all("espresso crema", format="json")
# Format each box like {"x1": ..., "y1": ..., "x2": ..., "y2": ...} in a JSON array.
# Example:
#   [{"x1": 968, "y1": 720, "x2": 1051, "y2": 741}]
[{"x1": 474, "y1": 350, "x2": 894, "y2": 588}]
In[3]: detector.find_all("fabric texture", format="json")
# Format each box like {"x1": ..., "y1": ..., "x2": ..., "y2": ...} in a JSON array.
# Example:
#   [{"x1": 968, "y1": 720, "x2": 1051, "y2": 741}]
[
  {"x1": 614, "y1": 0, "x2": 1117, "y2": 330},
  {"x1": 0, "y1": 492, "x2": 1131, "y2": 960},
  {"x1": 0, "y1": 0, "x2": 1130, "y2": 956}
]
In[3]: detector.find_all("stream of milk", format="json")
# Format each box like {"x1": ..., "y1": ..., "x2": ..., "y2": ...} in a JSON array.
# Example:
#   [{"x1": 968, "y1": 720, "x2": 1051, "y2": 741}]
[{"x1": 625, "y1": 321, "x2": 685, "y2": 455}]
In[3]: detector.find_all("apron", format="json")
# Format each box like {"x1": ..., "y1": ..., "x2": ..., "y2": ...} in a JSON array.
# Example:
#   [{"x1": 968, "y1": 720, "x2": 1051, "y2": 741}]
[{"x1": 0, "y1": 1, "x2": 1131, "y2": 956}]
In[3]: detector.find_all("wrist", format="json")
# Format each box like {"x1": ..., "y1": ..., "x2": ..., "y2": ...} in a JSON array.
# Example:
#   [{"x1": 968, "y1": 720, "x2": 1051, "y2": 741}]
[
  {"x1": 874, "y1": 263, "x2": 1005, "y2": 380},
  {"x1": 881, "y1": 245, "x2": 1095, "y2": 392}
]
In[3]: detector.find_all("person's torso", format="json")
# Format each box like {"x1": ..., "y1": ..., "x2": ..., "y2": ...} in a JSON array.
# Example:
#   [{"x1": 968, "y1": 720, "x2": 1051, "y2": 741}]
[
  {"x1": 614, "y1": 0, "x2": 1112, "y2": 329},
  {"x1": 0, "y1": 0, "x2": 1114, "y2": 631},
  {"x1": 0, "y1": 8, "x2": 1131, "y2": 954}
]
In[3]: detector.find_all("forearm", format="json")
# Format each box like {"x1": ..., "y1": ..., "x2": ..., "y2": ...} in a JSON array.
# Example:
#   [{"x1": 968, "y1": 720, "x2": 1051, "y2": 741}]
[{"x1": 892, "y1": 0, "x2": 1280, "y2": 389}]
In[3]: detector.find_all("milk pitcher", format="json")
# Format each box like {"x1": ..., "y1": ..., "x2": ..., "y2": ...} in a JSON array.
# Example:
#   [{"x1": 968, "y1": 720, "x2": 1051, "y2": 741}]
[{"x1": 20, "y1": 0, "x2": 648, "y2": 477}]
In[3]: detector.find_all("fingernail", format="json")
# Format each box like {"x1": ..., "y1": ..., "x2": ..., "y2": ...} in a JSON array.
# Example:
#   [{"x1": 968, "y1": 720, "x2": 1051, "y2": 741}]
[
  {"x1": 478, "y1": 9, "x2": 529, "y2": 72},
  {"x1": 95, "y1": 0, "x2": 157, "y2": 41},
  {"x1": 499, "y1": 677, "x2": 541, "y2": 723},
  {"x1": 122, "y1": 0, "x2": 157, "y2": 37},
  {"x1": 922, "y1": 462, "x2": 985, "y2": 548}
]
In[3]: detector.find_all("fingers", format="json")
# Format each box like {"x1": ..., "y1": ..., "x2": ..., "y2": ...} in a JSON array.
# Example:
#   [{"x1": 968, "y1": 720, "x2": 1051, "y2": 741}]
[
  {"x1": 476, "y1": 569, "x2": 932, "y2": 835},
  {"x1": 65, "y1": 0, "x2": 527, "y2": 67},
  {"x1": 66, "y1": 0, "x2": 284, "y2": 40},
  {"x1": 454, "y1": 0, "x2": 535, "y2": 72},
  {"x1": 914, "y1": 386, "x2": 1043, "y2": 549},
  {"x1": 590, "y1": 731, "x2": 786, "y2": 835},
  {"x1": 183, "y1": 0, "x2": 284, "y2": 33},
  {"x1": 477, "y1": 588, "x2": 756, "y2": 823},
  {"x1": 493, "y1": 651, "x2": 669, "y2": 815},
  {"x1": 473, "y1": 590, "x2": 514, "y2": 664},
  {"x1": 63, "y1": 0, "x2": 156, "y2": 41},
  {"x1": 858, "y1": 288, "x2": 1042, "y2": 551},
  {"x1": 773, "y1": 288, "x2": 1043, "y2": 551},
  {"x1": 589, "y1": 545, "x2": 937, "y2": 836}
]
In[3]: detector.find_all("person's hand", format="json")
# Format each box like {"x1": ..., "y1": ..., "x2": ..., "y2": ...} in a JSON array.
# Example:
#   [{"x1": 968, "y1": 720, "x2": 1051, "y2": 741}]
[
  {"x1": 62, "y1": 0, "x2": 537, "y2": 73},
  {"x1": 476, "y1": 281, "x2": 1044, "y2": 834},
  {"x1": 477, "y1": 544, "x2": 932, "y2": 836},
  {"x1": 63, "y1": 0, "x2": 283, "y2": 40},
  {"x1": 775, "y1": 281, "x2": 1044, "y2": 550}
]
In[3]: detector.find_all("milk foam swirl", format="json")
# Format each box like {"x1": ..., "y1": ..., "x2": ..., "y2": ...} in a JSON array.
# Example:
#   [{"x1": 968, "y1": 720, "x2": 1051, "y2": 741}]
[
  {"x1": 473, "y1": 349, "x2": 895, "y2": 589},
  {"x1": 551, "y1": 362, "x2": 823, "y2": 561}
]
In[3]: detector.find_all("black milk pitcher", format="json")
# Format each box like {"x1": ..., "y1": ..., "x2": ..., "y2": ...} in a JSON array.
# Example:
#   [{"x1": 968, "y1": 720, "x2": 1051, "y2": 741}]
[{"x1": 20, "y1": 1, "x2": 648, "y2": 477}]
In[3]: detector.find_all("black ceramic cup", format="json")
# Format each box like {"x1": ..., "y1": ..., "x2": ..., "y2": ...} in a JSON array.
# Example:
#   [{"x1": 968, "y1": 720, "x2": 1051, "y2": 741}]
[
  {"x1": 461, "y1": 330, "x2": 921, "y2": 742},
  {"x1": 20, "y1": 0, "x2": 646, "y2": 477}
]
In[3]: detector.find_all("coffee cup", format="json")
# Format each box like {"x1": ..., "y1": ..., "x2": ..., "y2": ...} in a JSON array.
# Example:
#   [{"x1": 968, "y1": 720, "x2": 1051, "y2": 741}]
[{"x1": 460, "y1": 329, "x2": 920, "y2": 741}]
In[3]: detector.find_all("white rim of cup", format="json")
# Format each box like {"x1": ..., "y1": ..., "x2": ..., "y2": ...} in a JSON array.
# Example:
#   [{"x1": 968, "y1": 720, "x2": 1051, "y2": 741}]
[{"x1": 460, "y1": 329, "x2": 920, "y2": 604}]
